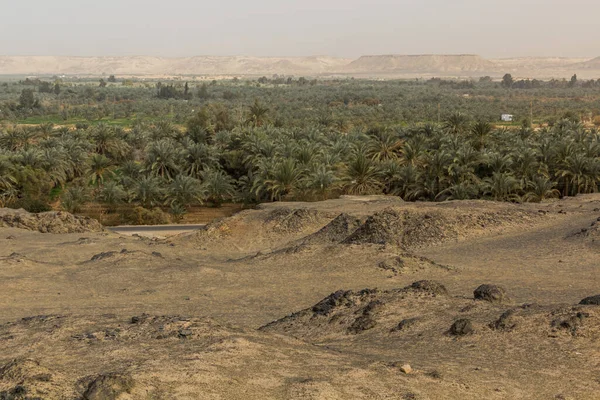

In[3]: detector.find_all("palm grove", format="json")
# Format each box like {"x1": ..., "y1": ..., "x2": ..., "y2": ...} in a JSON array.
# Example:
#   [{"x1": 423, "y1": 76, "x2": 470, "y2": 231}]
[{"x1": 1, "y1": 77, "x2": 600, "y2": 223}]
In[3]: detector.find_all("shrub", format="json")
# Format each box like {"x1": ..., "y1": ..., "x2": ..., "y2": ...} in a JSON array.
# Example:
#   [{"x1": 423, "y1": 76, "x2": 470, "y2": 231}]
[{"x1": 121, "y1": 207, "x2": 171, "y2": 225}]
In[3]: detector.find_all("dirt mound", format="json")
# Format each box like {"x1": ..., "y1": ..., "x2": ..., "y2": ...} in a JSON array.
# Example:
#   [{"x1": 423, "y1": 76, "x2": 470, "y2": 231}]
[
  {"x1": 80, "y1": 373, "x2": 134, "y2": 400},
  {"x1": 343, "y1": 206, "x2": 544, "y2": 249},
  {"x1": 0, "y1": 359, "x2": 71, "y2": 399},
  {"x1": 262, "y1": 282, "x2": 600, "y2": 344},
  {"x1": 0, "y1": 208, "x2": 103, "y2": 234},
  {"x1": 260, "y1": 281, "x2": 449, "y2": 339},
  {"x1": 300, "y1": 213, "x2": 363, "y2": 245},
  {"x1": 180, "y1": 206, "x2": 334, "y2": 255},
  {"x1": 263, "y1": 208, "x2": 327, "y2": 234}
]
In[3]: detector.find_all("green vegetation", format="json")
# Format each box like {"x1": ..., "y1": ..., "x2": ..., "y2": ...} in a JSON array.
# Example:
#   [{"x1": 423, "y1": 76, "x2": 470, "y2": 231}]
[{"x1": 1, "y1": 75, "x2": 600, "y2": 216}]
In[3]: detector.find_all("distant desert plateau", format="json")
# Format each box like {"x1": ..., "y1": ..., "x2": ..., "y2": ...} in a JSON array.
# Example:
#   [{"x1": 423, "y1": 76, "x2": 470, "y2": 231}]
[{"x1": 1, "y1": 54, "x2": 600, "y2": 79}]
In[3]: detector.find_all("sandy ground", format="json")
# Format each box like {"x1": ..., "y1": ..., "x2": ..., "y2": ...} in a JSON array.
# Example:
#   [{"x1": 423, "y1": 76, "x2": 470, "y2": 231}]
[{"x1": 0, "y1": 195, "x2": 599, "y2": 399}]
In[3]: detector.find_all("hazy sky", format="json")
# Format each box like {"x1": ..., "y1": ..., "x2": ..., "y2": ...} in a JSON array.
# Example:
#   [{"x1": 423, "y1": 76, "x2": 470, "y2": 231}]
[{"x1": 1, "y1": 0, "x2": 599, "y2": 58}]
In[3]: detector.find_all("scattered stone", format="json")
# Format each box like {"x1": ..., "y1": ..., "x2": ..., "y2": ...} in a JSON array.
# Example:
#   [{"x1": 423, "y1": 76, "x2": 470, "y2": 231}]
[
  {"x1": 426, "y1": 370, "x2": 442, "y2": 380},
  {"x1": 579, "y1": 295, "x2": 600, "y2": 305},
  {"x1": 552, "y1": 312, "x2": 589, "y2": 334},
  {"x1": 5, "y1": 235, "x2": 16, "y2": 240},
  {"x1": 399, "y1": 364, "x2": 413, "y2": 374},
  {"x1": 474, "y1": 284, "x2": 506, "y2": 303},
  {"x1": 393, "y1": 318, "x2": 419, "y2": 332},
  {"x1": 151, "y1": 251, "x2": 163, "y2": 258},
  {"x1": 449, "y1": 319, "x2": 474, "y2": 336},
  {"x1": 492, "y1": 309, "x2": 518, "y2": 331},
  {"x1": 409, "y1": 280, "x2": 448, "y2": 295},
  {"x1": 90, "y1": 251, "x2": 117, "y2": 261},
  {"x1": 178, "y1": 329, "x2": 193, "y2": 338}
]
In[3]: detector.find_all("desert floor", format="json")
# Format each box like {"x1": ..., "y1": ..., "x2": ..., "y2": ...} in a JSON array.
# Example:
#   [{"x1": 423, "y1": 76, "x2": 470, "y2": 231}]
[{"x1": 1, "y1": 195, "x2": 599, "y2": 399}]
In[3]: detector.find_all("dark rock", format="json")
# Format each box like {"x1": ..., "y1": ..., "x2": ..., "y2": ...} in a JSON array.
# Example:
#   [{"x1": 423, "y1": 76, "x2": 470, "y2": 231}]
[
  {"x1": 579, "y1": 295, "x2": 600, "y2": 305},
  {"x1": 348, "y1": 315, "x2": 376, "y2": 334},
  {"x1": 393, "y1": 318, "x2": 419, "y2": 332},
  {"x1": 312, "y1": 290, "x2": 355, "y2": 316},
  {"x1": 362, "y1": 300, "x2": 385, "y2": 315},
  {"x1": 120, "y1": 249, "x2": 128, "y2": 254},
  {"x1": 409, "y1": 280, "x2": 448, "y2": 295},
  {"x1": 552, "y1": 312, "x2": 588, "y2": 334},
  {"x1": 5, "y1": 235, "x2": 16, "y2": 240},
  {"x1": 151, "y1": 251, "x2": 163, "y2": 258},
  {"x1": 449, "y1": 319, "x2": 474, "y2": 336},
  {"x1": 90, "y1": 252, "x2": 117, "y2": 261},
  {"x1": 492, "y1": 309, "x2": 517, "y2": 331},
  {"x1": 82, "y1": 373, "x2": 134, "y2": 400},
  {"x1": 474, "y1": 284, "x2": 506, "y2": 303},
  {"x1": 178, "y1": 329, "x2": 193, "y2": 338}
]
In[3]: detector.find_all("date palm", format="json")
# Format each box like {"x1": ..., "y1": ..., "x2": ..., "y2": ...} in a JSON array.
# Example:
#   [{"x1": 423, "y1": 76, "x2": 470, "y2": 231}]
[
  {"x1": 524, "y1": 176, "x2": 560, "y2": 202},
  {"x1": 145, "y1": 139, "x2": 182, "y2": 181},
  {"x1": 97, "y1": 181, "x2": 127, "y2": 212},
  {"x1": 133, "y1": 176, "x2": 164, "y2": 208},
  {"x1": 167, "y1": 174, "x2": 203, "y2": 207},
  {"x1": 200, "y1": 169, "x2": 237, "y2": 207},
  {"x1": 342, "y1": 152, "x2": 382, "y2": 195},
  {"x1": 87, "y1": 154, "x2": 115, "y2": 186},
  {"x1": 484, "y1": 172, "x2": 520, "y2": 201}
]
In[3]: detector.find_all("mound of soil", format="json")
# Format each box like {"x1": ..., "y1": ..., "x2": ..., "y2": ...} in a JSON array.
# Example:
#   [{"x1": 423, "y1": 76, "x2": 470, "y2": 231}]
[
  {"x1": 0, "y1": 358, "x2": 71, "y2": 399},
  {"x1": 342, "y1": 206, "x2": 543, "y2": 249},
  {"x1": 300, "y1": 213, "x2": 363, "y2": 245},
  {"x1": 260, "y1": 281, "x2": 449, "y2": 338},
  {"x1": 0, "y1": 208, "x2": 103, "y2": 234},
  {"x1": 264, "y1": 208, "x2": 327, "y2": 234},
  {"x1": 262, "y1": 281, "x2": 600, "y2": 344},
  {"x1": 80, "y1": 373, "x2": 135, "y2": 400}
]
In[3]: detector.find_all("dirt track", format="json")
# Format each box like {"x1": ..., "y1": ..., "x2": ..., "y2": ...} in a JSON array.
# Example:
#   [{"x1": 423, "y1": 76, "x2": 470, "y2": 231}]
[{"x1": 1, "y1": 195, "x2": 599, "y2": 399}]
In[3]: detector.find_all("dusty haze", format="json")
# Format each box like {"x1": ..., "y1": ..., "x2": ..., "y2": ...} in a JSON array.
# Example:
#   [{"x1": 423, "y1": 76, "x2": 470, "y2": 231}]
[{"x1": 2, "y1": 0, "x2": 600, "y2": 58}]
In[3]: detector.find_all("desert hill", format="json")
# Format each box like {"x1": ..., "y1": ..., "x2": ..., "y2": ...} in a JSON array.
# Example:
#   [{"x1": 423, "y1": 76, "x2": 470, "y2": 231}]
[
  {"x1": 342, "y1": 54, "x2": 496, "y2": 74},
  {"x1": 1, "y1": 53, "x2": 600, "y2": 78},
  {"x1": 569, "y1": 56, "x2": 600, "y2": 69},
  {"x1": 0, "y1": 55, "x2": 351, "y2": 77}
]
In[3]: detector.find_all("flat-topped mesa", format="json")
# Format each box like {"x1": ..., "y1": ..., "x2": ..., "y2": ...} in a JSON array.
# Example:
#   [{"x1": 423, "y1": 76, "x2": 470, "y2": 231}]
[{"x1": 343, "y1": 54, "x2": 497, "y2": 73}]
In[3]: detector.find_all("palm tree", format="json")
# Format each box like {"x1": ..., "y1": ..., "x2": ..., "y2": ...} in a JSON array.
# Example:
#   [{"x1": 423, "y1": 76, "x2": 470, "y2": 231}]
[
  {"x1": 436, "y1": 181, "x2": 479, "y2": 201},
  {"x1": 470, "y1": 120, "x2": 493, "y2": 150},
  {"x1": 90, "y1": 123, "x2": 130, "y2": 159},
  {"x1": 444, "y1": 112, "x2": 470, "y2": 135},
  {"x1": 247, "y1": 99, "x2": 269, "y2": 127},
  {"x1": 304, "y1": 164, "x2": 338, "y2": 200},
  {"x1": 61, "y1": 186, "x2": 90, "y2": 213},
  {"x1": 200, "y1": 169, "x2": 237, "y2": 207},
  {"x1": 524, "y1": 176, "x2": 560, "y2": 202},
  {"x1": 145, "y1": 139, "x2": 182, "y2": 181},
  {"x1": 167, "y1": 174, "x2": 203, "y2": 207},
  {"x1": 87, "y1": 154, "x2": 115, "y2": 186},
  {"x1": 484, "y1": 172, "x2": 520, "y2": 201},
  {"x1": 133, "y1": 176, "x2": 164, "y2": 208},
  {"x1": 342, "y1": 152, "x2": 382, "y2": 195},
  {"x1": 368, "y1": 130, "x2": 402, "y2": 161},
  {"x1": 260, "y1": 158, "x2": 304, "y2": 201},
  {"x1": 97, "y1": 181, "x2": 126, "y2": 212},
  {"x1": 0, "y1": 157, "x2": 17, "y2": 207},
  {"x1": 182, "y1": 143, "x2": 219, "y2": 179}
]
